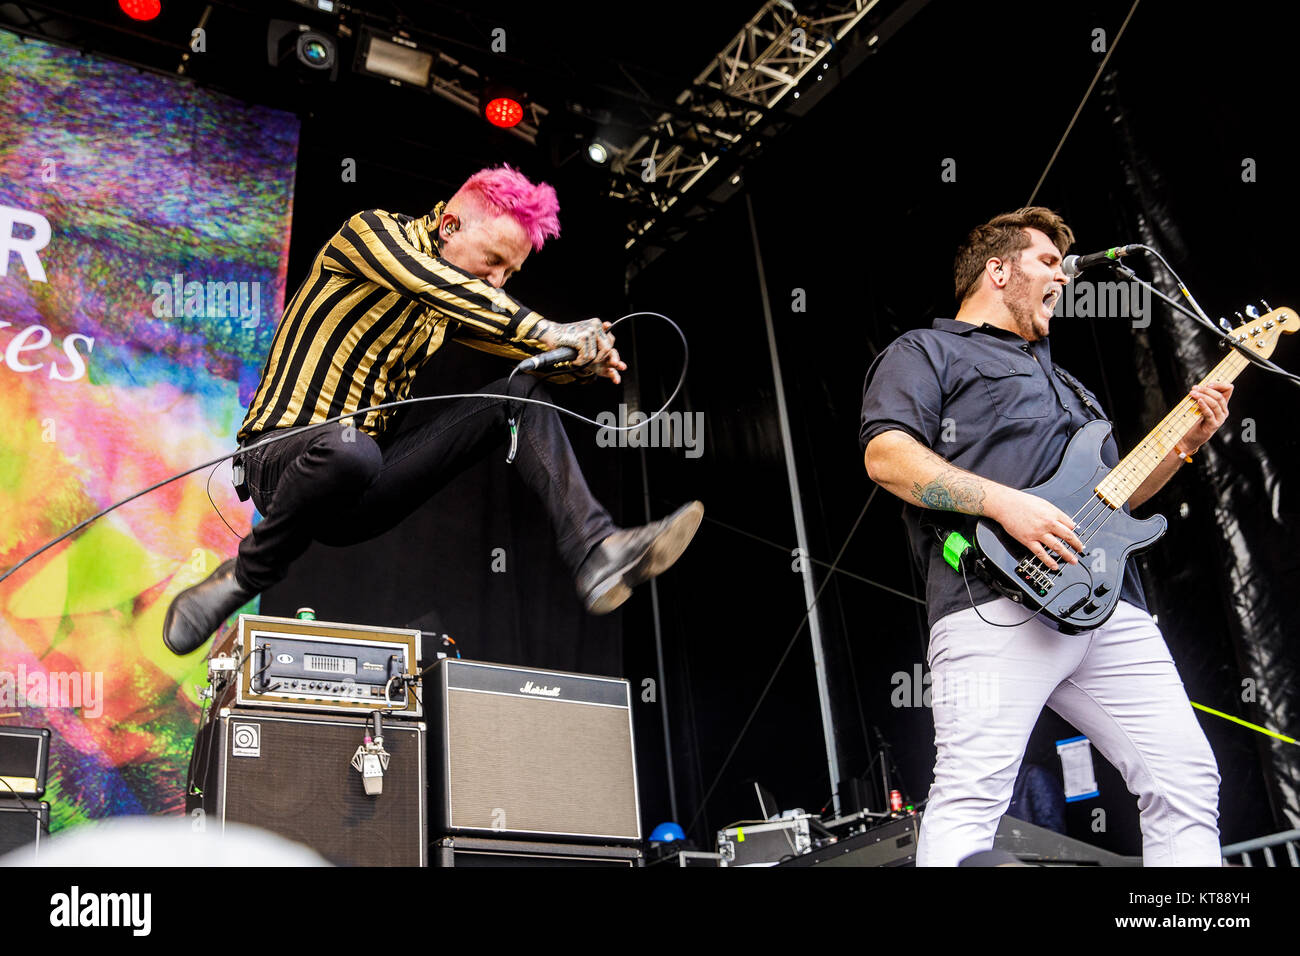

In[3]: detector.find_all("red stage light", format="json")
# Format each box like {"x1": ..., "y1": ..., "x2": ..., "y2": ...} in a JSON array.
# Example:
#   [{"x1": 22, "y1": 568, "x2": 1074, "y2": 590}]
[
  {"x1": 484, "y1": 97, "x2": 524, "y2": 129},
  {"x1": 119, "y1": 0, "x2": 161, "y2": 20}
]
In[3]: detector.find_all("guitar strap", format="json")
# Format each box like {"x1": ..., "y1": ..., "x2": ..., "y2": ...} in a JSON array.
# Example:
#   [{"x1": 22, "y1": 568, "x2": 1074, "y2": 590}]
[{"x1": 1051, "y1": 364, "x2": 1108, "y2": 423}]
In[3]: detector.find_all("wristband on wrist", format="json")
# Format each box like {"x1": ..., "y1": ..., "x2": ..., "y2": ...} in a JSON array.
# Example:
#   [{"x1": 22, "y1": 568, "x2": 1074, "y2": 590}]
[{"x1": 1174, "y1": 445, "x2": 1194, "y2": 463}]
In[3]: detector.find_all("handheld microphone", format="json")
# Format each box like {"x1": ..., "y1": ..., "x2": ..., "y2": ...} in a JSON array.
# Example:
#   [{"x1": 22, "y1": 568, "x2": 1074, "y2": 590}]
[
  {"x1": 515, "y1": 347, "x2": 577, "y2": 372},
  {"x1": 1062, "y1": 244, "x2": 1137, "y2": 278}
]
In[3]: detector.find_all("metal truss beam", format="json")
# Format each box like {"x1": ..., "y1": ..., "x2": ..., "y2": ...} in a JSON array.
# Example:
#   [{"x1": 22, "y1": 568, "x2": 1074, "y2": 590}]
[{"x1": 609, "y1": 0, "x2": 928, "y2": 272}]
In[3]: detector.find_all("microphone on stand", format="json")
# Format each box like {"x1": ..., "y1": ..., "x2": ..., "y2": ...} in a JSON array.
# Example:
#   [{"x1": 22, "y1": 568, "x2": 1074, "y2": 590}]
[
  {"x1": 1062, "y1": 244, "x2": 1138, "y2": 278},
  {"x1": 350, "y1": 710, "x2": 390, "y2": 796}
]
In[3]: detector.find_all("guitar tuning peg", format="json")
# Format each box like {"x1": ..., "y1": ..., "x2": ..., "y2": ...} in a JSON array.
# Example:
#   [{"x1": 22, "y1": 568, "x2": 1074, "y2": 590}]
[
  {"x1": 1218, "y1": 317, "x2": 1234, "y2": 332},
  {"x1": 1261, "y1": 299, "x2": 1272, "y2": 312},
  {"x1": 1245, "y1": 305, "x2": 1260, "y2": 319}
]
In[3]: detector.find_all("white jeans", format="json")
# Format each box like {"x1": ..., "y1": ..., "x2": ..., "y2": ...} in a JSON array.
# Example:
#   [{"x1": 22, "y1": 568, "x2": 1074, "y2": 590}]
[{"x1": 915, "y1": 598, "x2": 1221, "y2": 867}]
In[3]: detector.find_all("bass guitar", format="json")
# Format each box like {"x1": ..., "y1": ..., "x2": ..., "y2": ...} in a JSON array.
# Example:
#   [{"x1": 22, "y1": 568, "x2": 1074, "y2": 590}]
[{"x1": 973, "y1": 306, "x2": 1297, "y2": 632}]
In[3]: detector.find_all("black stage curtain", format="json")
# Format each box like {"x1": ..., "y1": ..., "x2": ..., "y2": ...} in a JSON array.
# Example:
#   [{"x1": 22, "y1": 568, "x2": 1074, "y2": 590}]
[{"x1": 1103, "y1": 58, "x2": 1300, "y2": 832}]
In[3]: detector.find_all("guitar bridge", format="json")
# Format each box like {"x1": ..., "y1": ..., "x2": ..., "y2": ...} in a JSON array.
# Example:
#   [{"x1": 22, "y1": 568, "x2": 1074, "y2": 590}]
[{"x1": 1015, "y1": 557, "x2": 1054, "y2": 596}]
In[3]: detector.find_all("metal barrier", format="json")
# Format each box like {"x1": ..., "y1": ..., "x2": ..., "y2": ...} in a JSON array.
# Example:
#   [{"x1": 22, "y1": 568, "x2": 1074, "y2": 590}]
[{"x1": 1220, "y1": 828, "x2": 1300, "y2": 867}]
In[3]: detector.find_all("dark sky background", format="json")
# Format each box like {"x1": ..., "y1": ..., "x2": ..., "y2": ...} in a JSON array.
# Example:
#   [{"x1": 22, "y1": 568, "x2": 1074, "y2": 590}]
[{"x1": 15, "y1": 0, "x2": 1298, "y2": 859}]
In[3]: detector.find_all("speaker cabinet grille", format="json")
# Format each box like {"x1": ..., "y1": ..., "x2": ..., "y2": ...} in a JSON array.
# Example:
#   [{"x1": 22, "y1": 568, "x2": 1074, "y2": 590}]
[
  {"x1": 0, "y1": 800, "x2": 49, "y2": 863},
  {"x1": 191, "y1": 710, "x2": 426, "y2": 866},
  {"x1": 432, "y1": 660, "x2": 640, "y2": 842}
]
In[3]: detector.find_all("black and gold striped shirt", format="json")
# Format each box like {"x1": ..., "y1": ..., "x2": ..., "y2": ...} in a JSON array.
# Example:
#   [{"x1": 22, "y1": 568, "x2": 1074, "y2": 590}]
[{"x1": 238, "y1": 204, "x2": 556, "y2": 442}]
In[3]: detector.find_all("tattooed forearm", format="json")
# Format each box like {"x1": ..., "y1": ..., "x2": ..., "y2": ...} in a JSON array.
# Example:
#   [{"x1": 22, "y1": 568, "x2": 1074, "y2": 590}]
[
  {"x1": 536, "y1": 317, "x2": 606, "y2": 364},
  {"x1": 910, "y1": 469, "x2": 987, "y2": 515}
]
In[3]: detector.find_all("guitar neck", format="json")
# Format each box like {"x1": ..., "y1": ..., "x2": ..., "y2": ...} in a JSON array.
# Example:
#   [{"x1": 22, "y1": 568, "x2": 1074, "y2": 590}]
[{"x1": 1095, "y1": 349, "x2": 1249, "y2": 508}]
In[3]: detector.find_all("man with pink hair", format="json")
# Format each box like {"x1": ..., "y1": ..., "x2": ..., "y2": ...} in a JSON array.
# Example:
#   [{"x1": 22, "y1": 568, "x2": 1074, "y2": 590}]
[{"x1": 163, "y1": 165, "x2": 702, "y2": 655}]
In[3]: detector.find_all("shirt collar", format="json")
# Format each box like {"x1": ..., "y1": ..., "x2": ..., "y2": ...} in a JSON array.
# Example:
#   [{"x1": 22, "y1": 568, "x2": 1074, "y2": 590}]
[
  {"x1": 410, "y1": 201, "x2": 447, "y2": 256},
  {"x1": 931, "y1": 317, "x2": 1013, "y2": 337},
  {"x1": 931, "y1": 317, "x2": 1053, "y2": 360}
]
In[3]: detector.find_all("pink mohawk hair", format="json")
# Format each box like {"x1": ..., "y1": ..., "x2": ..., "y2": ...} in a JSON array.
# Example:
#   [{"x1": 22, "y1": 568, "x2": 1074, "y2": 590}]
[{"x1": 451, "y1": 165, "x2": 561, "y2": 251}]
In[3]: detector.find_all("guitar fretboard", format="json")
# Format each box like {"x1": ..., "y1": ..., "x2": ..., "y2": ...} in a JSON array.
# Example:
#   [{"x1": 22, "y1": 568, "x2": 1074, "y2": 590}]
[{"x1": 1095, "y1": 349, "x2": 1248, "y2": 508}]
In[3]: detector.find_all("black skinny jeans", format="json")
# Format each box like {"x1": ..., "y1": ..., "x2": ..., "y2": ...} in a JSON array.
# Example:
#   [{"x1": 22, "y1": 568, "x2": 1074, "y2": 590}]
[{"x1": 233, "y1": 375, "x2": 617, "y2": 593}]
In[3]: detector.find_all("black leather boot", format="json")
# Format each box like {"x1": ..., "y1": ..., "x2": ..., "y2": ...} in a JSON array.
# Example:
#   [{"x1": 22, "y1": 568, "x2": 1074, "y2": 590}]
[
  {"x1": 162, "y1": 559, "x2": 257, "y2": 655},
  {"x1": 576, "y1": 501, "x2": 704, "y2": 614}
]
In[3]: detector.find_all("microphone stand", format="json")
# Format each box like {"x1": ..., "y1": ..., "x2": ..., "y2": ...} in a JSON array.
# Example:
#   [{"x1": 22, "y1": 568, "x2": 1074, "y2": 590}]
[{"x1": 1103, "y1": 247, "x2": 1300, "y2": 388}]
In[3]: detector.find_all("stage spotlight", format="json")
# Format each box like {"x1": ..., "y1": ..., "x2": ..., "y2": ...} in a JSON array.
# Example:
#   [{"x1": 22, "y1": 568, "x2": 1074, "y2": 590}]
[
  {"x1": 584, "y1": 137, "x2": 616, "y2": 168},
  {"x1": 119, "y1": 0, "x2": 160, "y2": 20},
  {"x1": 356, "y1": 31, "x2": 436, "y2": 89},
  {"x1": 267, "y1": 20, "x2": 339, "y2": 82},
  {"x1": 299, "y1": 36, "x2": 332, "y2": 69},
  {"x1": 481, "y1": 84, "x2": 525, "y2": 129}
]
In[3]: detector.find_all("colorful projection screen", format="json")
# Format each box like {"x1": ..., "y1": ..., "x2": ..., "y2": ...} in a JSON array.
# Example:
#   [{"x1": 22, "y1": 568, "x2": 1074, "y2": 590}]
[{"x1": 0, "y1": 30, "x2": 299, "y2": 828}]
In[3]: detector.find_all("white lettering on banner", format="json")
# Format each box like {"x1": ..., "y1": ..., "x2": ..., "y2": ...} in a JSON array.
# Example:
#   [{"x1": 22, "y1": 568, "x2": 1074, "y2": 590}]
[
  {"x1": 0, "y1": 322, "x2": 96, "y2": 382},
  {"x1": 0, "y1": 207, "x2": 96, "y2": 380},
  {"x1": 0, "y1": 205, "x2": 52, "y2": 282}
]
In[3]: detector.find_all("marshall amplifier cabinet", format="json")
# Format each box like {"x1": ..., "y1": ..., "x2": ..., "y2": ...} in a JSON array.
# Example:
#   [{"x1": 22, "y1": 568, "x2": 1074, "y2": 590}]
[
  {"x1": 207, "y1": 614, "x2": 421, "y2": 718},
  {"x1": 0, "y1": 725, "x2": 51, "y2": 798},
  {"x1": 0, "y1": 800, "x2": 49, "y2": 863},
  {"x1": 188, "y1": 708, "x2": 426, "y2": 866},
  {"x1": 428, "y1": 659, "x2": 641, "y2": 843}
]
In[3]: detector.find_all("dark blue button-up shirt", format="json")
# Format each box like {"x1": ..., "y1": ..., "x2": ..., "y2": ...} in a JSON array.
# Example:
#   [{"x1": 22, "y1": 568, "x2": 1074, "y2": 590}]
[{"x1": 860, "y1": 318, "x2": 1146, "y2": 629}]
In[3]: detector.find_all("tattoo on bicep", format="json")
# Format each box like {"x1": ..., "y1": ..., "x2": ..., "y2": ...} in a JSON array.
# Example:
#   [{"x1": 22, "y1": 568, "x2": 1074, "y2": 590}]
[{"x1": 910, "y1": 469, "x2": 986, "y2": 515}]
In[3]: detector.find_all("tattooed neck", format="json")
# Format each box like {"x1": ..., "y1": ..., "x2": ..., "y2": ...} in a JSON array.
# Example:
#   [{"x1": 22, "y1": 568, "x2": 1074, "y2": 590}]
[{"x1": 910, "y1": 469, "x2": 987, "y2": 515}]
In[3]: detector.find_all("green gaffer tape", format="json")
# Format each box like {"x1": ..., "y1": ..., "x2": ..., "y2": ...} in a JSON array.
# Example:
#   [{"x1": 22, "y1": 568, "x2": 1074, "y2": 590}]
[{"x1": 943, "y1": 531, "x2": 972, "y2": 571}]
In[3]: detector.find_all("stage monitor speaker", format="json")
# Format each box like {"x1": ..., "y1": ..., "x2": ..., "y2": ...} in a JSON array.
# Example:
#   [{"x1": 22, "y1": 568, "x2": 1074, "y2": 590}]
[
  {"x1": 0, "y1": 800, "x2": 50, "y2": 863},
  {"x1": 434, "y1": 835, "x2": 641, "y2": 867},
  {"x1": 992, "y1": 816, "x2": 1141, "y2": 866},
  {"x1": 188, "y1": 708, "x2": 426, "y2": 866},
  {"x1": 429, "y1": 659, "x2": 640, "y2": 843},
  {"x1": 777, "y1": 813, "x2": 1142, "y2": 866}
]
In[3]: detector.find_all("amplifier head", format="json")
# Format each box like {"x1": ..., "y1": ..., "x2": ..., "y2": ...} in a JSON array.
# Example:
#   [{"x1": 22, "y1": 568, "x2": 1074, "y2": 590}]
[
  {"x1": 208, "y1": 615, "x2": 421, "y2": 717},
  {"x1": 0, "y1": 725, "x2": 51, "y2": 798}
]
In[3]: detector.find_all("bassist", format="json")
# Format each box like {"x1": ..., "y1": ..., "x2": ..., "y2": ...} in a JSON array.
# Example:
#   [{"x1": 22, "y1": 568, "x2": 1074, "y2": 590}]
[{"x1": 860, "y1": 206, "x2": 1231, "y2": 867}]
